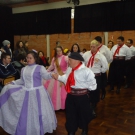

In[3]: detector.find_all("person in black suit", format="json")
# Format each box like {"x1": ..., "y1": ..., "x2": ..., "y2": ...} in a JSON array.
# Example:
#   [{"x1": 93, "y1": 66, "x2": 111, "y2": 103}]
[{"x1": 12, "y1": 54, "x2": 26, "y2": 79}]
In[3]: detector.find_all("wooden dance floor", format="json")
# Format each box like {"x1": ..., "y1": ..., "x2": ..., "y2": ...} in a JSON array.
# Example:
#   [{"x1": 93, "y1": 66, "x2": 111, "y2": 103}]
[{"x1": 0, "y1": 83, "x2": 135, "y2": 135}]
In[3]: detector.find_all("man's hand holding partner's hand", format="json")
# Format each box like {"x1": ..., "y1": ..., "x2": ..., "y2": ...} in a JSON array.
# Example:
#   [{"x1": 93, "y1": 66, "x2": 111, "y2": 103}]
[{"x1": 52, "y1": 73, "x2": 58, "y2": 80}]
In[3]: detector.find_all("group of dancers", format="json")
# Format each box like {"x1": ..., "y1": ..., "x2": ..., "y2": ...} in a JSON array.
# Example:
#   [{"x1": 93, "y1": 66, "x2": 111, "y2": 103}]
[{"x1": 0, "y1": 35, "x2": 135, "y2": 135}]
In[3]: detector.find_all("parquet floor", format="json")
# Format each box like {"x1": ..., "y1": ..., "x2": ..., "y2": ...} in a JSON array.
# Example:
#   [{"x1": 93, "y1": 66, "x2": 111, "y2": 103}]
[{"x1": 0, "y1": 82, "x2": 135, "y2": 135}]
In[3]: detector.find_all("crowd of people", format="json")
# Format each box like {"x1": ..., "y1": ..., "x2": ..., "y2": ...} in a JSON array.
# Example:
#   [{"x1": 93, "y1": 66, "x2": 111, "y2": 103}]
[
  {"x1": 0, "y1": 40, "x2": 50, "y2": 89},
  {"x1": 0, "y1": 35, "x2": 135, "y2": 135}
]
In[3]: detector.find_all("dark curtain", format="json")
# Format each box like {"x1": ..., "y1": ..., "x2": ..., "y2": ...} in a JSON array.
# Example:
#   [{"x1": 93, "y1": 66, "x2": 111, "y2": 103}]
[
  {"x1": 13, "y1": 12, "x2": 37, "y2": 35},
  {"x1": 74, "y1": 1, "x2": 135, "y2": 32},
  {"x1": 0, "y1": 6, "x2": 14, "y2": 50},
  {"x1": 107, "y1": 1, "x2": 125, "y2": 31},
  {"x1": 36, "y1": 7, "x2": 71, "y2": 34},
  {"x1": 122, "y1": 2, "x2": 135, "y2": 30},
  {"x1": 74, "y1": 2, "x2": 109, "y2": 32},
  {"x1": 13, "y1": 7, "x2": 71, "y2": 35},
  {"x1": 107, "y1": 1, "x2": 135, "y2": 31}
]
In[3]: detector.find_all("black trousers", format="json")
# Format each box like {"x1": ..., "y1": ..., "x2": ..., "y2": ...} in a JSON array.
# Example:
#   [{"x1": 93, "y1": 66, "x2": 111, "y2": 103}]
[
  {"x1": 125, "y1": 60, "x2": 133, "y2": 85},
  {"x1": 0, "y1": 82, "x2": 3, "y2": 93},
  {"x1": 89, "y1": 75, "x2": 101, "y2": 104},
  {"x1": 108, "y1": 59, "x2": 125, "y2": 89},
  {"x1": 65, "y1": 93, "x2": 93, "y2": 133},
  {"x1": 0, "y1": 85, "x2": 3, "y2": 93},
  {"x1": 133, "y1": 59, "x2": 135, "y2": 79},
  {"x1": 101, "y1": 72, "x2": 107, "y2": 89}
]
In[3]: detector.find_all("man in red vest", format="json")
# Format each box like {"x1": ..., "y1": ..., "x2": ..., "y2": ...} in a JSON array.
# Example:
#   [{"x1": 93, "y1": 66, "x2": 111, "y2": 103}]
[{"x1": 52, "y1": 52, "x2": 97, "y2": 135}]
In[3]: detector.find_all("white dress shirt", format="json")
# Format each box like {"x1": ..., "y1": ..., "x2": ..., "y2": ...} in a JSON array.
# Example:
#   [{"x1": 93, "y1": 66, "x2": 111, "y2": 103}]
[
  {"x1": 98, "y1": 45, "x2": 113, "y2": 63},
  {"x1": 129, "y1": 46, "x2": 135, "y2": 56},
  {"x1": 0, "y1": 51, "x2": 1, "y2": 59},
  {"x1": 83, "y1": 51, "x2": 108, "y2": 73},
  {"x1": 111, "y1": 44, "x2": 132, "y2": 60},
  {"x1": 58, "y1": 63, "x2": 97, "y2": 91}
]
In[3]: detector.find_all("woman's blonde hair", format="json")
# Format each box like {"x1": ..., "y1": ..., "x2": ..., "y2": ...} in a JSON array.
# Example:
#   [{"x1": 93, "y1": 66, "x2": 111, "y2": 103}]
[{"x1": 90, "y1": 40, "x2": 98, "y2": 46}]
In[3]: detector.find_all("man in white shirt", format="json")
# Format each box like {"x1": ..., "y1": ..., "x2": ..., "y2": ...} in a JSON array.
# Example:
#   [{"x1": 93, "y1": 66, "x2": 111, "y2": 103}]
[
  {"x1": 52, "y1": 52, "x2": 97, "y2": 135},
  {"x1": 83, "y1": 40, "x2": 108, "y2": 118},
  {"x1": 108, "y1": 36, "x2": 132, "y2": 94},
  {"x1": 94, "y1": 36, "x2": 112, "y2": 100},
  {"x1": 125, "y1": 39, "x2": 135, "y2": 88}
]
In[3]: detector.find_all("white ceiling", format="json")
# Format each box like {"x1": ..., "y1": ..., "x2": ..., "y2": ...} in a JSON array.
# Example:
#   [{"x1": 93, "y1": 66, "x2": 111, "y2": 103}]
[{"x1": 12, "y1": 0, "x2": 119, "y2": 14}]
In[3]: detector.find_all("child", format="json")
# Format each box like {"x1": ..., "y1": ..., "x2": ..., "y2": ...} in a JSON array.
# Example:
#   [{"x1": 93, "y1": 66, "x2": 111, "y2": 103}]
[{"x1": 0, "y1": 51, "x2": 57, "y2": 135}]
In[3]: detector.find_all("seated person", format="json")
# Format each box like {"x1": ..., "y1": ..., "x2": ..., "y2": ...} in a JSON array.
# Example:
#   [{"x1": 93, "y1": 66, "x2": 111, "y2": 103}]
[
  {"x1": 0, "y1": 48, "x2": 6, "y2": 59},
  {"x1": 38, "y1": 51, "x2": 50, "y2": 68},
  {"x1": 12, "y1": 54, "x2": 26, "y2": 79},
  {"x1": 0, "y1": 53, "x2": 17, "y2": 91},
  {"x1": 2, "y1": 40, "x2": 12, "y2": 59},
  {"x1": 0, "y1": 79, "x2": 3, "y2": 92}
]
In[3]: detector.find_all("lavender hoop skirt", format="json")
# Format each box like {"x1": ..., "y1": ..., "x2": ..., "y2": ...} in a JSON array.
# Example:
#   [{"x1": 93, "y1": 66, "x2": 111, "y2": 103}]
[{"x1": 0, "y1": 84, "x2": 57, "y2": 135}]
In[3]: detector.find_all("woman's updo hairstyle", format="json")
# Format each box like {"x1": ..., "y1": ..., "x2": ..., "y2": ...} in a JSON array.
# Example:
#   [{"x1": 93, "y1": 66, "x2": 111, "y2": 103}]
[{"x1": 27, "y1": 50, "x2": 39, "y2": 64}]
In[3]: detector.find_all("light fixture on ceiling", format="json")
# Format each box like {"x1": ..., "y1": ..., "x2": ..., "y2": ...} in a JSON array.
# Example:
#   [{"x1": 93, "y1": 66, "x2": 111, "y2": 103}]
[
  {"x1": 73, "y1": 0, "x2": 80, "y2": 6},
  {"x1": 67, "y1": 0, "x2": 71, "y2": 3},
  {"x1": 66, "y1": 0, "x2": 80, "y2": 6}
]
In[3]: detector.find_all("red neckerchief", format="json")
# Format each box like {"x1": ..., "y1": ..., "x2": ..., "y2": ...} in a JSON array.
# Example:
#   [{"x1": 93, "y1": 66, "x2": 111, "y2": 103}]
[
  {"x1": 65, "y1": 62, "x2": 82, "y2": 93},
  {"x1": 87, "y1": 51, "x2": 98, "y2": 68},
  {"x1": 41, "y1": 56, "x2": 46, "y2": 64},
  {"x1": 97, "y1": 44, "x2": 103, "y2": 51},
  {"x1": 113, "y1": 44, "x2": 124, "y2": 58}
]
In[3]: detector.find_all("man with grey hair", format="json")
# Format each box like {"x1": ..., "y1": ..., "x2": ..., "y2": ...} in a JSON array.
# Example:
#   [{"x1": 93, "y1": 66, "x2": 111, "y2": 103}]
[{"x1": 52, "y1": 52, "x2": 97, "y2": 135}]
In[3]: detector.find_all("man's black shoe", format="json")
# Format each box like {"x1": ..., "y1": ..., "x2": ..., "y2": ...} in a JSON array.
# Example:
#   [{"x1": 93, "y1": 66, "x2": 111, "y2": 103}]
[
  {"x1": 68, "y1": 132, "x2": 75, "y2": 135},
  {"x1": 109, "y1": 87, "x2": 114, "y2": 91},
  {"x1": 81, "y1": 130, "x2": 88, "y2": 135},
  {"x1": 92, "y1": 110, "x2": 97, "y2": 119},
  {"x1": 101, "y1": 91, "x2": 106, "y2": 100},
  {"x1": 124, "y1": 84, "x2": 130, "y2": 89},
  {"x1": 116, "y1": 89, "x2": 120, "y2": 94}
]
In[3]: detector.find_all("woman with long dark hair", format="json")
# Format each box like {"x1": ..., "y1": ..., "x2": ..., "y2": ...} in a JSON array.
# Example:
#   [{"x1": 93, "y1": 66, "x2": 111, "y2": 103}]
[
  {"x1": 14, "y1": 41, "x2": 26, "y2": 60},
  {"x1": 24, "y1": 41, "x2": 29, "y2": 53},
  {"x1": 70, "y1": 43, "x2": 81, "y2": 53},
  {"x1": 38, "y1": 51, "x2": 49, "y2": 68},
  {"x1": 70, "y1": 43, "x2": 83, "y2": 56}
]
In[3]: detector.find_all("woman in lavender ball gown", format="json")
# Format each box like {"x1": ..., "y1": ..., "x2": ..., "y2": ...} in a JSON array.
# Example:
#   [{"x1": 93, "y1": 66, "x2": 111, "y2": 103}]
[{"x1": 0, "y1": 51, "x2": 57, "y2": 135}]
